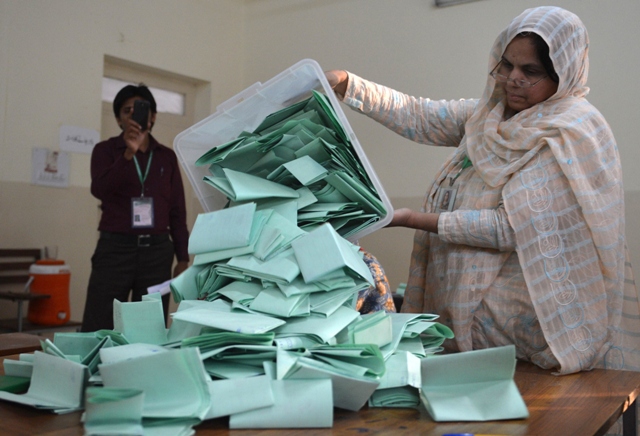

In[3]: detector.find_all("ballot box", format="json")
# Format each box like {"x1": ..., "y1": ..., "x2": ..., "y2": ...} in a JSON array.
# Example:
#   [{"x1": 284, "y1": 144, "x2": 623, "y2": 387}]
[{"x1": 174, "y1": 59, "x2": 392, "y2": 242}]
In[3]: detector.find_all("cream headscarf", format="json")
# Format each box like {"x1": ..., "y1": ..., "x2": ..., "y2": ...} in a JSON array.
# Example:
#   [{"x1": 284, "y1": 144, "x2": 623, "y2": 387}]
[{"x1": 459, "y1": 6, "x2": 640, "y2": 373}]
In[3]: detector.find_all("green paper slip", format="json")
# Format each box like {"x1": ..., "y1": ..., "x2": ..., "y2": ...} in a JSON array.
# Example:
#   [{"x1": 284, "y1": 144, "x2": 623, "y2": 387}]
[
  {"x1": 200, "y1": 344, "x2": 277, "y2": 361},
  {"x1": 294, "y1": 137, "x2": 332, "y2": 164},
  {"x1": 280, "y1": 353, "x2": 379, "y2": 412},
  {"x1": 343, "y1": 311, "x2": 393, "y2": 348},
  {"x1": 84, "y1": 387, "x2": 144, "y2": 436},
  {"x1": 249, "y1": 287, "x2": 310, "y2": 318},
  {"x1": 113, "y1": 299, "x2": 168, "y2": 345},
  {"x1": 309, "y1": 90, "x2": 350, "y2": 145},
  {"x1": 273, "y1": 334, "x2": 323, "y2": 350},
  {"x1": 205, "y1": 375, "x2": 274, "y2": 419},
  {"x1": 309, "y1": 283, "x2": 364, "y2": 317},
  {"x1": 188, "y1": 202, "x2": 256, "y2": 254},
  {"x1": 2, "y1": 357, "x2": 33, "y2": 378},
  {"x1": 325, "y1": 172, "x2": 385, "y2": 216},
  {"x1": 377, "y1": 351, "x2": 421, "y2": 389},
  {"x1": 181, "y1": 331, "x2": 274, "y2": 353},
  {"x1": 171, "y1": 306, "x2": 286, "y2": 334},
  {"x1": 275, "y1": 305, "x2": 360, "y2": 344},
  {"x1": 310, "y1": 343, "x2": 385, "y2": 377},
  {"x1": 99, "y1": 343, "x2": 169, "y2": 365},
  {"x1": 204, "y1": 168, "x2": 299, "y2": 202},
  {"x1": 225, "y1": 249, "x2": 300, "y2": 284},
  {"x1": 277, "y1": 274, "x2": 356, "y2": 297},
  {"x1": 204, "y1": 360, "x2": 265, "y2": 379},
  {"x1": 252, "y1": 98, "x2": 309, "y2": 134},
  {"x1": 99, "y1": 347, "x2": 210, "y2": 420},
  {"x1": 170, "y1": 264, "x2": 207, "y2": 302},
  {"x1": 214, "y1": 280, "x2": 263, "y2": 306},
  {"x1": 368, "y1": 386, "x2": 420, "y2": 408},
  {"x1": 247, "y1": 140, "x2": 298, "y2": 177},
  {"x1": 291, "y1": 223, "x2": 373, "y2": 285},
  {"x1": 195, "y1": 136, "x2": 248, "y2": 167},
  {"x1": 229, "y1": 379, "x2": 333, "y2": 429},
  {"x1": 267, "y1": 155, "x2": 328, "y2": 186},
  {"x1": 252, "y1": 208, "x2": 306, "y2": 261},
  {"x1": 379, "y1": 313, "x2": 442, "y2": 360},
  {"x1": 420, "y1": 345, "x2": 529, "y2": 421},
  {"x1": 0, "y1": 351, "x2": 88, "y2": 413},
  {"x1": 52, "y1": 332, "x2": 101, "y2": 359},
  {"x1": 191, "y1": 209, "x2": 271, "y2": 266},
  {"x1": 396, "y1": 336, "x2": 428, "y2": 358}
]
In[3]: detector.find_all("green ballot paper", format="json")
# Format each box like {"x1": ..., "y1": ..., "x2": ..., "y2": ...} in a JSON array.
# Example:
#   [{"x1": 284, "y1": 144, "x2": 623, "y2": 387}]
[{"x1": 420, "y1": 345, "x2": 529, "y2": 421}]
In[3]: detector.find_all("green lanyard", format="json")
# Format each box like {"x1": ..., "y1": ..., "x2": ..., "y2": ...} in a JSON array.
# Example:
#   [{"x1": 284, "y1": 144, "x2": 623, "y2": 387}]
[
  {"x1": 449, "y1": 155, "x2": 473, "y2": 186},
  {"x1": 132, "y1": 151, "x2": 153, "y2": 197}
]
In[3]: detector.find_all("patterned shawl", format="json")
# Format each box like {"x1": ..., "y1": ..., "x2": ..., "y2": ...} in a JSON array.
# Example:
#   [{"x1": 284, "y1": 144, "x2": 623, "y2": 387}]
[{"x1": 454, "y1": 6, "x2": 640, "y2": 373}]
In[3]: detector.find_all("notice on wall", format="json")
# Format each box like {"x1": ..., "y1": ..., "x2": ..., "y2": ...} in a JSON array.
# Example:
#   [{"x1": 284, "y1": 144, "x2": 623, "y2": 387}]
[
  {"x1": 59, "y1": 125, "x2": 99, "y2": 154},
  {"x1": 31, "y1": 148, "x2": 70, "y2": 188}
]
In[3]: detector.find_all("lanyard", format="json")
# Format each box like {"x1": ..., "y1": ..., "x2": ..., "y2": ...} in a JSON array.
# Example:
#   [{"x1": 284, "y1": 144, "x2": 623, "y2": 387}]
[
  {"x1": 133, "y1": 151, "x2": 153, "y2": 197},
  {"x1": 449, "y1": 155, "x2": 473, "y2": 186}
]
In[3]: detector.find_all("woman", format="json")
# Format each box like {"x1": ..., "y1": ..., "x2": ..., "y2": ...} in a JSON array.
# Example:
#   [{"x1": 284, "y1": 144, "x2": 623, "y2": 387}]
[{"x1": 326, "y1": 6, "x2": 640, "y2": 374}]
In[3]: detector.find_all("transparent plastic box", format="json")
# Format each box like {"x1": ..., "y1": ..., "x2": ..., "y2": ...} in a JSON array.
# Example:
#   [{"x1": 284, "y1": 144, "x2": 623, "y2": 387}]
[{"x1": 174, "y1": 59, "x2": 392, "y2": 241}]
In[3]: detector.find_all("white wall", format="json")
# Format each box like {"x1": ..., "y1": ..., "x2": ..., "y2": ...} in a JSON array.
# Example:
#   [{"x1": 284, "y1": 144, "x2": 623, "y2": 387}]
[{"x1": 1, "y1": 0, "x2": 638, "y2": 319}]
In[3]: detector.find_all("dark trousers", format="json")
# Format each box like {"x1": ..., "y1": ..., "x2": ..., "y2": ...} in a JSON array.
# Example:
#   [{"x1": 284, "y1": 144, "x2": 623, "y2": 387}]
[{"x1": 81, "y1": 233, "x2": 174, "y2": 332}]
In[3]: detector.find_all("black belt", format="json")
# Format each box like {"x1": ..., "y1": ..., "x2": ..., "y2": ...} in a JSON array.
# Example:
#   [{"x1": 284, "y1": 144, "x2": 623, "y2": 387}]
[{"x1": 100, "y1": 231, "x2": 170, "y2": 247}]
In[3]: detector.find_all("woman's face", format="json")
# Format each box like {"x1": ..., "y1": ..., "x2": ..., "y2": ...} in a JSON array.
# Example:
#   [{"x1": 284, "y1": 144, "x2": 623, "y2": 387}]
[{"x1": 498, "y1": 36, "x2": 558, "y2": 115}]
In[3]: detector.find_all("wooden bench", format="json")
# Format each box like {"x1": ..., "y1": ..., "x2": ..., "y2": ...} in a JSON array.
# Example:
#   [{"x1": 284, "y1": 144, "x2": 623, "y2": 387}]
[{"x1": 0, "y1": 249, "x2": 46, "y2": 332}]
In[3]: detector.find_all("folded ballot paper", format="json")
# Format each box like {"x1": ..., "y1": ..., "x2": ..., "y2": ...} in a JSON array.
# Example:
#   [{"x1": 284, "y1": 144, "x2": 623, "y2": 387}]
[
  {"x1": 83, "y1": 387, "x2": 145, "y2": 436},
  {"x1": 368, "y1": 351, "x2": 422, "y2": 408},
  {"x1": 0, "y1": 351, "x2": 88, "y2": 413},
  {"x1": 420, "y1": 345, "x2": 529, "y2": 421}
]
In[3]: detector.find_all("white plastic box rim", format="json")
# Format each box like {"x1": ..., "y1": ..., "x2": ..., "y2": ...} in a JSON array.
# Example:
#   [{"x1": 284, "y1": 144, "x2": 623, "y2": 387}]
[{"x1": 174, "y1": 58, "x2": 393, "y2": 242}]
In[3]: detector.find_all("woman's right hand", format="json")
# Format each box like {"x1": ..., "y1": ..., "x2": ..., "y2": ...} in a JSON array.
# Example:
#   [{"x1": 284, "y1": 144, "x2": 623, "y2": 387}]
[
  {"x1": 325, "y1": 70, "x2": 349, "y2": 97},
  {"x1": 122, "y1": 121, "x2": 145, "y2": 160}
]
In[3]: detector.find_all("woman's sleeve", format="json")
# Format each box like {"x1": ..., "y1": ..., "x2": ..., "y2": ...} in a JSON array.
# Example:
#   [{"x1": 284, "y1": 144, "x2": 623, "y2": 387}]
[
  {"x1": 437, "y1": 204, "x2": 517, "y2": 251},
  {"x1": 341, "y1": 72, "x2": 478, "y2": 147}
]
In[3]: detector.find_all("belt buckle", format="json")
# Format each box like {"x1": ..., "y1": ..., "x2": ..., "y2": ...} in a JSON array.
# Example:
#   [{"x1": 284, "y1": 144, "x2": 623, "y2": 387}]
[{"x1": 138, "y1": 235, "x2": 152, "y2": 247}]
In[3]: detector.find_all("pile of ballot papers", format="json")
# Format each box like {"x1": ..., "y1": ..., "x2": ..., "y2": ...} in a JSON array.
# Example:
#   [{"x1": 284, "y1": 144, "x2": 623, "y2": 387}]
[
  {"x1": 193, "y1": 90, "x2": 387, "y2": 240},
  {"x1": 0, "y1": 85, "x2": 528, "y2": 433}
]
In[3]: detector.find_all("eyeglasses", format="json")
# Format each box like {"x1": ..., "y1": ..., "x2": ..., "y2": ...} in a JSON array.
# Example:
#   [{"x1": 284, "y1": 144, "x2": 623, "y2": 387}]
[{"x1": 489, "y1": 63, "x2": 548, "y2": 88}]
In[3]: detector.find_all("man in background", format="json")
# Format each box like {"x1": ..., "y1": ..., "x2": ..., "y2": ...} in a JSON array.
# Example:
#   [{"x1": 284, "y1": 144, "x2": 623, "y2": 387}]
[{"x1": 81, "y1": 84, "x2": 189, "y2": 331}]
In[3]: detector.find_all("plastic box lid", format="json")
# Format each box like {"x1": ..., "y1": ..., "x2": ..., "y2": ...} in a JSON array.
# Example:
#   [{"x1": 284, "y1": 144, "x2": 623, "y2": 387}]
[{"x1": 174, "y1": 59, "x2": 392, "y2": 242}]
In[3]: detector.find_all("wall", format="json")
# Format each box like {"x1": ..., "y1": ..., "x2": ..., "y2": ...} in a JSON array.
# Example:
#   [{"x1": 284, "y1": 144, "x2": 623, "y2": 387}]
[
  {"x1": 241, "y1": 0, "x2": 640, "y2": 292},
  {"x1": 0, "y1": 0, "x2": 245, "y2": 320}
]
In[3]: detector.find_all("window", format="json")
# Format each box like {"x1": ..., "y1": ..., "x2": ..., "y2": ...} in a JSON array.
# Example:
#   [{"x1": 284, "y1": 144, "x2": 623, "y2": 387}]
[{"x1": 101, "y1": 77, "x2": 185, "y2": 116}]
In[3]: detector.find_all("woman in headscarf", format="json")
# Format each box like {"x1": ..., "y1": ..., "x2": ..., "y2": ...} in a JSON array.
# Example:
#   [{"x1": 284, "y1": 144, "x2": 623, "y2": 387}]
[{"x1": 326, "y1": 6, "x2": 640, "y2": 374}]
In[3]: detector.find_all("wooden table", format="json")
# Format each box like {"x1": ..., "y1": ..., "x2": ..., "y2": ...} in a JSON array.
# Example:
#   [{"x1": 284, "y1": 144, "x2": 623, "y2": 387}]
[
  {"x1": 1, "y1": 357, "x2": 639, "y2": 435},
  {"x1": 0, "y1": 332, "x2": 42, "y2": 356}
]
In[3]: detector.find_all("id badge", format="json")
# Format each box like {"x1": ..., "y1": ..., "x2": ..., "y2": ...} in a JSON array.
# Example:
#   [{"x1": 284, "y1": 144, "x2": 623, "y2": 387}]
[
  {"x1": 436, "y1": 187, "x2": 457, "y2": 213},
  {"x1": 132, "y1": 197, "x2": 154, "y2": 228}
]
